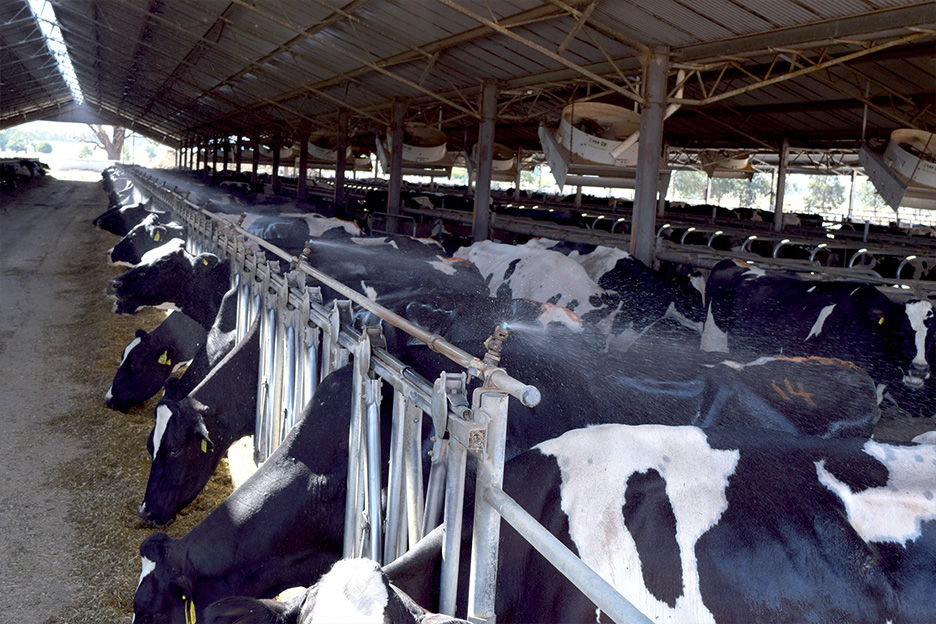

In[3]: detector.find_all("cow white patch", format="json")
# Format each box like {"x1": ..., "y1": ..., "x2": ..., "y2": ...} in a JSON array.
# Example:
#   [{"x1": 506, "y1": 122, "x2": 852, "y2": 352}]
[
  {"x1": 807, "y1": 286, "x2": 816, "y2": 293},
  {"x1": 664, "y1": 301, "x2": 703, "y2": 334},
  {"x1": 119, "y1": 336, "x2": 143, "y2": 367},
  {"x1": 152, "y1": 404, "x2": 172, "y2": 461},
  {"x1": 537, "y1": 424, "x2": 739, "y2": 624},
  {"x1": 138, "y1": 238, "x2": 185, "y2": 265},
  {"x1": 360, "y1": 282, "x2": 378, "y2": 302},
  {"x1": 137, "y1": 556, "x2": 156, "y2": 590},
  {"x1": 310, "y1": 558, "x2": 388, "y2": 624},
  {"x1": 912, "y1": 431, "x2": 936, "y2": 445},
  {"x1": 535, "y1": 303, "x2": 582, "y2": 333},
  {"x1": 571, "y1": 245, "x2": 630, "y2": 282},
  {"x1": 426, "y1": 257, "x2": 457, "y2": 276},
  {"x1": 805, "y1": 304, "x2": 836, "y2": 341},
  {"x1": 700, "y1": 304, "x2": 729, "y2": 353},
  {"x1": 689, "y1": 273, "x2": 706, "y2": 307},
  {"x1": 817, "y1": 440, "x2": 936, "y2": 545},
  {"x1": 743, "y1": 265, "x2": 766, "y2": 278},
  {"x1": 904, "y1": 301, "x2": 934, "y2": 367}
]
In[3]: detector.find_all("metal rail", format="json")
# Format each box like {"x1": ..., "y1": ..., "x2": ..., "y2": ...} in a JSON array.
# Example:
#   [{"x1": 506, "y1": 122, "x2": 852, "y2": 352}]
[{"x1": 122, "y1": 165, "x2": 658, "y2": 623}]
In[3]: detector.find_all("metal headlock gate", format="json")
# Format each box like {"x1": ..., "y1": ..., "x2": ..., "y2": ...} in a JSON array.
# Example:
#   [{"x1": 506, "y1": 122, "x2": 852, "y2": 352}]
[{"x1": 123, "y1": 165, "x2": 652, "y2": 624}]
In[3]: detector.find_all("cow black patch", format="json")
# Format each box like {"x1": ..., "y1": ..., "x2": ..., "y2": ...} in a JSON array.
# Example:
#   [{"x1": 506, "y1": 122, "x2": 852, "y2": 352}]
[{"x1": 622, "y1": 468, "x2": 683, "y2": 608}]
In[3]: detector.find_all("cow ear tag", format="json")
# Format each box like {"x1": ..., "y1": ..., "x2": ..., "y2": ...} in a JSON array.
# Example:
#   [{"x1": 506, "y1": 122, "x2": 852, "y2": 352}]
[
  {"x1": 878, "y1": 317, "x2": 885, "y2": 325},
  {"x1": 153, "y1": 231, "x2": 161, "y2": 242},
  {"x1": 202, "y1": 258, "x2": 209, "y2": 266},
  {"x1": 201, "y1": 439, "x2": 208, "y2": 453},
  {"x1": 184, "y1": 595, "x2": 196, "y2": 624},
  {"x1": 158, "y1": 350, "x2": 171, "y2": 366}
]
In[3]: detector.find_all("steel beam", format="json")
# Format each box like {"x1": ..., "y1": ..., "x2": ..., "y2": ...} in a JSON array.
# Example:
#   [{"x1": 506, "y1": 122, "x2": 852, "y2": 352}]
[
  {"x1": 473, "y1": 80, "x2": 497, "y2": 242},
  {"x1": 631, "y1": 49, "x2": 668, "y2": 265}
]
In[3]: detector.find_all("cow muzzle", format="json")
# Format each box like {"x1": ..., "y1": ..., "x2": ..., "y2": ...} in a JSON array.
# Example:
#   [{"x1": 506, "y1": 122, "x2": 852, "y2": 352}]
[{"x1": 902, "y1": 363, "x2": 931, "y2": 389}]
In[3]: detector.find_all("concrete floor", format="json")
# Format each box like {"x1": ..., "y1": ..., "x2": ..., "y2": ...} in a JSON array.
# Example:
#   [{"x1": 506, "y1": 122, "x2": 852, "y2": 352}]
[{"x1": 0, "y1": 171, "x2": 107, "y2": 622}]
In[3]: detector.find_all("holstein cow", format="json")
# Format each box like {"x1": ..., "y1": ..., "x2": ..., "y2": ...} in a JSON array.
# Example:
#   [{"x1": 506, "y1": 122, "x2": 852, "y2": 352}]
[
  {"x1": 107, "y1": 241, "x2": 231, "y2": 330},
  {"x1": 294, "y1": 234, "x2": 489, "y2": 319},
  {"x1": 107, "y1": 286, "x2": 241, "y2": 413},
  {"x1": 105, "y1": 311, "x2": 207, "y2": 412},
  {"x1": 701, "y1": 259, "x2": 935, "y2": 417},
  {"x1": 388, "y1": 423, "x2": 936, "y2": 623},
  {"x1": 540, "y1": 240, "x2": 706, "y2": 345},
  {"x1": 139, "y1": 313, "x2": 260, "y2": 525},
  {"x1": 400, "y1": 295, "x2": 880, "y2": 456},
  {"x1": 204, "y1": 558, "x2": 470, "y2": 624},
  {"x1": 93, "y1": 199, "x2": 162, "y2": 236},
  {"x1": 133, "y1": 365, "x2": 380, "y2": 623},
  {"x1": 455, "y1": 240, "x2": 705, "y2": 351},
  {"x1": 108, "y1": 213, "x2": 187, "y2": 266},
  {"x1": 216, "y1": 212, "x2": 362, "y2": 256}
]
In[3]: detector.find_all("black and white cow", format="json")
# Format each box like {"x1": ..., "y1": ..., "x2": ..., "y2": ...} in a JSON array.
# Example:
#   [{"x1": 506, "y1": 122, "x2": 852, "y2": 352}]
[
  {"x1": 204, "y1": 558, "x2": 470, "y2": 624},
  {"x1": 455, "y1": 240, "x2": 705, "y2": 350},
  {"x1": 400, "y1": 295, "x2": 880, "y2": 455},
  {"x1": 93, "y1": 200, "x2": 161, "y2": 236},
  {"x1": 701, "y1": 259, "x2": 936, "y2": 417},
  {"x1": 107, "y1": 243, "x2": 231, "y2": 330},
  {"x1": 133, "y1": 365, "x2": 370, "y2": 623},
  {"x1": 389, "y1": 423, "x2": 936, "y2": 623},
  {"x1": 108, "y1": 213, "x2": 187, "y2": 266},
  {"x1": 139, "y1": 313, "x2": 260, "y2": 526},
  {"x1": 216, "y1": 212, "x2": 362, "y2": 255},
  {"x1": 105, "y1": 311, "x2": 207, "y2": 413},
  {"x1": 296, "y1": 235, "x2": 489, "y2": 318},
  {"x1": 106, "y1": 286, "x2": 241, "y2": 413}
]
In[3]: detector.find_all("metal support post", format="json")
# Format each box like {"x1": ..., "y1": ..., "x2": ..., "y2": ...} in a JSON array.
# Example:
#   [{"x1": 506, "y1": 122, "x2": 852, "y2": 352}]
[
  {"x1": 297, "y1": 122, "x2": 310, "y2": 202},
  {"x1": 365, "y1": 378, "x2": 383, "y2": 563},
  {"x1": 344, "y1": 332, "x2": 371, "y2": 559},
  {"x1": 403, "y1": 399, "x2": 425, "y2": 548},
  {"x1": 774, "y1": 137, "x2": 789, "y2": 232},
  {"x1": 387, "y1": 99, "x2": 408, "y2": 235},
  {"x1": 336, "y1": 108, "x2": 349, "y2": 208},
  {"x1": 631, "y1": 48, "x2": 669, "y2": 265},
  {"x1": 473, "y1": 80, "x2": 497, "y2": 242},
  {"x1": 271, "y1": 131, "x2": 282, "y2": 195},
  {"x1": 467, "y1": 390, "x2": 509, "y2": 624},
  {"x1": 384, "y1": 389, "x2": 408, "y2": 563}
]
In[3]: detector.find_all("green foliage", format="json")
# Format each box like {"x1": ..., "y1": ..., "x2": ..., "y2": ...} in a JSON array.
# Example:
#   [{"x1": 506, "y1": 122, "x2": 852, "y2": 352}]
[
  {"x1": 78, "y1": 145, "x2": 94, "y2": 158},
  {"x1": 35, "y1": 142, "x2": 53, "y2": 154},
  {"x1": 805, "y1": 175, "x2": 846, "y2": 211},
  {"x1": 856, "y1": 178, "x2": 889, "y2": 211},
  {"x1": 669, "y1": 170, "x2": 708, "y2": 200}
]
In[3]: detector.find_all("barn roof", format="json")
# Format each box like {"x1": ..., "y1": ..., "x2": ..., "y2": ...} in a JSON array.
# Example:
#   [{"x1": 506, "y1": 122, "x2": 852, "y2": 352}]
[{"x1": 2, "y1": 0, "x2": 934, "y2": 159}]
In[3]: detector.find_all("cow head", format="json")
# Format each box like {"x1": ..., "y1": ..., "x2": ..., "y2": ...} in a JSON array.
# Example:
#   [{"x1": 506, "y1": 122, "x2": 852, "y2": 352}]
[
  {"x1": 105, "y1": 329, "x2": 179, "y2": 412},
  {"x1": 900, "y1": 300, "x2": 935, "y2": 388},
  {"x1": 107, "y1": 242, "x2": 190, "y2": 315},
  {"x1": 109, "y1": 217, "x2": 184, "y2": 266},
  {"x1": 139, "y1": 399, "x2": 216, "y2": 526},
  {"x1": 133, "y1": 533, "x2": 194, "y2": 624}
]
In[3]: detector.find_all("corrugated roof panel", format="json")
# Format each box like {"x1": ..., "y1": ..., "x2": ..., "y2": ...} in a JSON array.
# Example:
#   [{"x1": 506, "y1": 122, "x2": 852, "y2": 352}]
[
  {"x1": 738, "y1": 0, "x2": 827, "y2": 26},
  {"x1": 800, "y1": 0, "x2": 888, "y2": 19},
  {"x1": 594, "y1": 2, "x2": 697, "y2": 46},
  {"x1": 671, "y1": 0, "x2": 777, "y2": 35}
]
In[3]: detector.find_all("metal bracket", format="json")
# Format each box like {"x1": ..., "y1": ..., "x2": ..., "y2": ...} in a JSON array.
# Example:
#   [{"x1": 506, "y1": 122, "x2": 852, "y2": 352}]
[{"x1": 429, "y1": 372, "x2": 470, "y2": 464}]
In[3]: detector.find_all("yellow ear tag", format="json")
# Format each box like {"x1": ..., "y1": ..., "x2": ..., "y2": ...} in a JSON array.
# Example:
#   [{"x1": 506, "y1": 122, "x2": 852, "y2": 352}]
[
  {"x1": 154, "y1": 231, "x2": 161, "y2": 242},
  {"x1": 184, "y1": 595, "x2": 196, "y2": 624},
  {"x1": 201, "y1": 439, "x2": 207, "y2": 453},
  {"x1": 158, "y1": 350, "x2": 171, "y2": 366},
  {"x1": 878, "y1": 317, "x2": 885, "y2": 325},
  {"x1": 202, "y1": 258, "x2": 209, "y2": 266}
]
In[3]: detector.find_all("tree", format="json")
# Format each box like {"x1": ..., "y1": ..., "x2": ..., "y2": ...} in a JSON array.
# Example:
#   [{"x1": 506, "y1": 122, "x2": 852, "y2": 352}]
[
  {"x1": 857, "y1": 178, "x2": 889, "y2": 211},
  {"x1": 78, "y1": 145, "x2": 94, "y2": 158},
  {"x1": 669, "y1": 170, "x2": 708, "y2": 201},
  {"x1": 85, "y1": 124, "x2": 126, "y2": 160},
  {"x1": 35, "y1": 142, "x2": 52, "y2": 154},
  {"x1": 805, "y1": 175, "x2": 845, "y2": 211}
]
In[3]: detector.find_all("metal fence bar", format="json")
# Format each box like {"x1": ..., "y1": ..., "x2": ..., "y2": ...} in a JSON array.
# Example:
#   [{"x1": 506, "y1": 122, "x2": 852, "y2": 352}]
[{"x1": 123, "y1": 166, "x2": 653, "y2": 624}]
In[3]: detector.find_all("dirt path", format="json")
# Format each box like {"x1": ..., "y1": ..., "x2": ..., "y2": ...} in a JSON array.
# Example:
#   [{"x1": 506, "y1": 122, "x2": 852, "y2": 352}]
[{"x1": 0, "y1": 171, "x2": 231, "y2": 623}]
